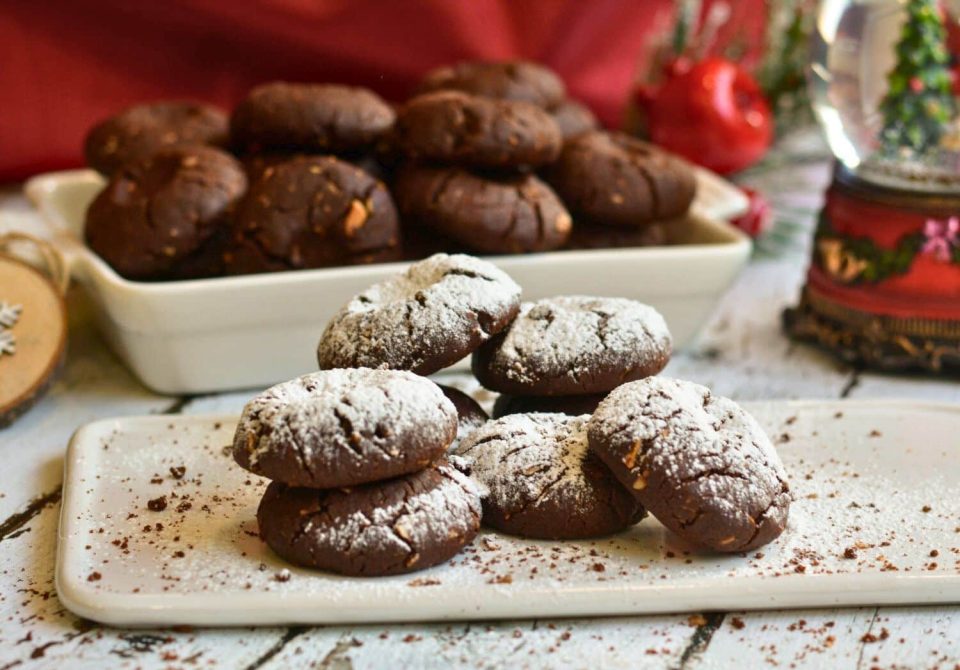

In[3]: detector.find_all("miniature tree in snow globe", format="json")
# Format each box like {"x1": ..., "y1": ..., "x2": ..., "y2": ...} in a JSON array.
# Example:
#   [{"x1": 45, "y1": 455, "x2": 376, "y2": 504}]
[{"x1": 786, "y1": 0, "x2": 960, "y2": 372}]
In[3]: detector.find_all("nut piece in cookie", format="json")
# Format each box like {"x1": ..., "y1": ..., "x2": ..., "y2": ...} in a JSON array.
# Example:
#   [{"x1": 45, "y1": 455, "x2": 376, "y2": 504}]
[
  {"x1": 317, "y1": 253, "x2": 521, "y2": 375},
  {"x1": 85, "y1": 146, "x2": 247, "y2": 281},
  {"x1": 232, "y1": 369, "x2": 456, "y2": 488},
  {"x1": 395, "y1": 91, "x2": 562, "y2": 168},
  {"x1": 416, "y1": 60, "x2": 566, "y2": 108},
  {"x1": 393, "y1": 165, "x2": 572, "y2": 254},
  {"x1": 257, "y1": 460, "x2": 482, "y2": 576},
  {"x1": 84, "y1": 101, "x2": 229, "y2": 176},
  {"x1": 223, "y1": 155, "x2": 400, "y2": 275},
  {"x1": 455, "y1": 413, "x2": 644, "y2": 539},
  {"x1": 230, "y1": 82, "x2": 395, "y2": 154},
  {"x1": 472, "y1": 296, "x2": 672, "y2": 397},
  {"x1": 587, "y1": 377, "x2": 792, "y2": 553},
  {"x1": 545, "y1": 130, "x2": 696, "y2": 226},
  {"x1": 550, "y1": 99, "x2": 599, "y2": 140}
]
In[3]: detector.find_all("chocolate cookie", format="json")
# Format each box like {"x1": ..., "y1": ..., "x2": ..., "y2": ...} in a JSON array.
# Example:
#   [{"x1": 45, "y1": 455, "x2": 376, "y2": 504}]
[
  {"x1": 243, "y1": 151, "x2": 389, "y2": 183},
  {"x1": 233, "y1": 369, "x2": 456, "y2": 488},
  {"x1": 395, "y1": 91, "x2": 562, "y2": 168},
  {"x1": 393, "y1": 165, "x2": 571, "y2": 254},
  {"x1": 257, "y1": 460, "x2": 482, "y2": 576},
  {"x1": 417, "y1": 61, "x2": 566, "y2": 108},
  {"x1": 317, "y1": 253, "x2": 521, "y2": 375},
  {"x1": 550, "y1": 99, "x2": 599, "y2": 139},
  {"x1": 223, "y1": 155, "x2": 400, "y2": 274},
  {"x1": 565, "y1": 221, "x2": 668, "y2": 251},
  {"x1": 545, "y1": 131, "x2": 696, "y2": 226},
  {"x1": 231, "y1": 82, "x2": 395, "y2": 154},
  {"x1": 588, "y1": 377, "x2": 792, "y2": 553},
  {"x1": 455, "y1": 413, "x2": 644, "y2": 539},
  {"x1": 438, "y1": 385, "x2": 489, "y2": 451},
  {"x1": 472, "y1": 296, "x2": 672, "y2": 396},
  {"x1": 84, "y1": 101, "x2": 229, "y2": 176},
  {"x1": 492, "y1": 393, "x2": 606, "y2": 419},
  {"x1": 85, "y1": 146, "x2": 246, "y2": 280}
]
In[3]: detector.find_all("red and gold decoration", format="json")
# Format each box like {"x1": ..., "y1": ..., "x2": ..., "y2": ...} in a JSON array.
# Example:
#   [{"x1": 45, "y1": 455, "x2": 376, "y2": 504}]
[
  {"x1": 785, "y1": 169, "x2": 960, "y2": 372},
  {"x1": 786, "y1": 0, "x2": 960, "y2": 374}
]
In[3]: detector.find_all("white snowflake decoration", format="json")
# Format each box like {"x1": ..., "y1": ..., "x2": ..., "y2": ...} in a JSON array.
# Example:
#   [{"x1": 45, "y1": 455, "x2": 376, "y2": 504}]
[
  {"x1": 0, "y1": 302, "x2": 21, "y2": 329},
  {"x1": 0, "y1": 330, "x2": 14, "y2": 357}
]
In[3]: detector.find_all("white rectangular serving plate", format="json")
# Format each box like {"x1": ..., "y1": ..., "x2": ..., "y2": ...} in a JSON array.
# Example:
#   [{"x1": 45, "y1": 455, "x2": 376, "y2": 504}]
[
  {"x1": 57, "y1": 400, "x2": 960, "y2": 627},
  {"x1": 25, "y1": 169, "x2": 750, "y2": 395}
]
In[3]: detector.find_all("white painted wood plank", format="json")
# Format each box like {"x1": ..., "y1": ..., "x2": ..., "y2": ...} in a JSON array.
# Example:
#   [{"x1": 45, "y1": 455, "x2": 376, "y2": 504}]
[
  {"x1": 256, "y1": 615, "x2": 702, "y2": 670},
  {"x1": 688, "y1": 609, "x2": 878, "y2": 669},
  {"x1": 0, "y1": 497, "x2": 287, "y2": 669}
]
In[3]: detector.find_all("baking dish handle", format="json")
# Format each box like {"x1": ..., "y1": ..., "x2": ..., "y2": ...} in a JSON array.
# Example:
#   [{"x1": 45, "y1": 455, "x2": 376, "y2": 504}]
[{"x1": 23, "y1": 170, "x2": 104, "y2": 280}]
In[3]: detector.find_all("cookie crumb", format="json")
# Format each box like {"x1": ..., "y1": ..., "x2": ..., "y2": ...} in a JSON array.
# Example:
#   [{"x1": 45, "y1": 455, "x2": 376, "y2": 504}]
[{"x1": 147, "y1": 496, "x2": 167, "y2": 512}]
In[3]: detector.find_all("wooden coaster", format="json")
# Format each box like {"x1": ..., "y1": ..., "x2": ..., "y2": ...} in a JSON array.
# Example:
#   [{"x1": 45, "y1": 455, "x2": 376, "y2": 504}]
[{"x1": 0, "y1": 247, "x2": 68, "y2": 428}]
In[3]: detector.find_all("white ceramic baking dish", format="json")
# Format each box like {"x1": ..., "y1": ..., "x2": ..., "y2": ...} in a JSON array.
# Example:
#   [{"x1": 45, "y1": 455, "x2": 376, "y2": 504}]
[{"x1": 25, "y1": 168, "x2": 750, "y2": 394}]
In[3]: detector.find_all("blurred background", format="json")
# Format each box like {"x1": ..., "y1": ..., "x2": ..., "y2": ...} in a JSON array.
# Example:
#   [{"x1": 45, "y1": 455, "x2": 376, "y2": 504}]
[{"x1": 0, "y1": 0, "x2": 772, "y2": 180}]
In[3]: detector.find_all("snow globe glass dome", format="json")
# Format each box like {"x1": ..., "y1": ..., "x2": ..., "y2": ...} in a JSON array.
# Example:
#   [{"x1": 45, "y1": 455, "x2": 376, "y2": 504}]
[
  {"x1": 785, "y1": 0, "x2": 960, "y2": 374},
  {"x1": 810, "y1": 0, "x2": 960, "y2": 192}
]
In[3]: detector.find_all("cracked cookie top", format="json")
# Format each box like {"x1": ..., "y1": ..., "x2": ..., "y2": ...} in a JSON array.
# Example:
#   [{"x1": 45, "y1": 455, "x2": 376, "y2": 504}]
[
  {"x1": 317, "y1": 253, "x2": 521, "y2": 375},
  {"x1": 472, "y1": 296, "x2": 671, "y2": 396},
  {"x1": 257, "y1": 460, "x2": 482, "y2": 576},
  {"x1": 223, "y1": 155, "x2": 400, "y2": 275},
  {"x1": 84, "y1": 101, "x2": 229, "y2": 176},
  {"x1": 454, "y1": 413, "x2": 644, "y2": 540},
  {"x1": 393, "y1": 165, "x2": 572, "y2": 254},
  {"x1": 395, "y1": 91, "x2": 562, "y2": 168},
  {"x1": 544, "y1": 130, "x2": 696, "y2": 227},
  {"x1": 232, "y1": 368, "x2": 456, "y2": 488},
  {"x1": 588, "y1": 377, "x2": 792, "y2": 553},
  {"x1": 85, "y1": 145, "x2": 246, "y2": 281}
]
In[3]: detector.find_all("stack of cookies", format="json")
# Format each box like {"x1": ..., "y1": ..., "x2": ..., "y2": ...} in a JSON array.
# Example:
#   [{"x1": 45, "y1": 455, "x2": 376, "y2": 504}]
[
  {"x1": 230, "y1": 367, "x2": 484, "y2": 577},
  {"x1": 232, "y1": 251, "x2": 791, "y2": 575},
  {"x1": 223, "y1": 83, "x2": 402, "y2": 275},
  {"x1": 391, "y1": 63, "x2": 573, "y2": 255},
  {"x1": 81, "y1": 60, "x2": 699, "y2": 281},
  {"x1": 83, "y1": 84, "x2": 402, "y2": 281}
]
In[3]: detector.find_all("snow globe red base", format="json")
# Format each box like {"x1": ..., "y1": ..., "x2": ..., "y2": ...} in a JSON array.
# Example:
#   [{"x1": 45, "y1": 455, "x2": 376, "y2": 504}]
[{"x1": 785, "y1": 0, "x2": 960, "y2": 373}]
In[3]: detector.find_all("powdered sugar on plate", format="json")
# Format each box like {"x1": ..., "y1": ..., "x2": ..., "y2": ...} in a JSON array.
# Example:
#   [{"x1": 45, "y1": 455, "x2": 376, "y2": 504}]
[{"x1": 57, "y1": 401, "x2": 960, "y2": 625}]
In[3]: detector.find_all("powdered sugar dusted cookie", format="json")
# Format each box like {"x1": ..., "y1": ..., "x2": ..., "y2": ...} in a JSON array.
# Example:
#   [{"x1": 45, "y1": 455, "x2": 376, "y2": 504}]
[
  {"x1": 317, "y1": 253, "x2": 521, "y2": 375},
  {"x1": 233, "y1": 369, "x2": 456, "y2": 488},
  {"x1": 455, "y1": 413, "x2": 644, "y2": 539},
  {"x1": 257, "y1": 460, "x2": 482, "y2": 576},
  {"x1": 472, "y1": 296, "x2": 671, "y2": 396},
  {"x1": 588, "y1": 377, "x2": 791, "y2": 553}
]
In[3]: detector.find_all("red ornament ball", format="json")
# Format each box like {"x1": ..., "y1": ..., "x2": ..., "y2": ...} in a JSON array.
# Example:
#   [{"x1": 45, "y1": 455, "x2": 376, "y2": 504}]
[{"x1": 636, "y1": 58, "x2": 773, "y2": 175}]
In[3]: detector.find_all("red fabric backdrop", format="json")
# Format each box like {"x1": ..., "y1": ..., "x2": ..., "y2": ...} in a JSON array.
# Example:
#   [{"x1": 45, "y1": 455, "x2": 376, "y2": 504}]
[{"x1": 0, "y1": 0, "x2": 767, "y2": 181}]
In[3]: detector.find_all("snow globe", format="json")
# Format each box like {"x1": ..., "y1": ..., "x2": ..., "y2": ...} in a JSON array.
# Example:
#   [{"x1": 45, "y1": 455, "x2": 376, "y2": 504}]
[{"x1": 785, "y1": 0, "x2": 960, "y2": 372}]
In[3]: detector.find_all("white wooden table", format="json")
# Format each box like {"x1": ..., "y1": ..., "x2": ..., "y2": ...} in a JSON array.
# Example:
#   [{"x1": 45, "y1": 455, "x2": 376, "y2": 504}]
[{"x1": 1, "y1": 132, "x2": 958, "y2": 669}]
